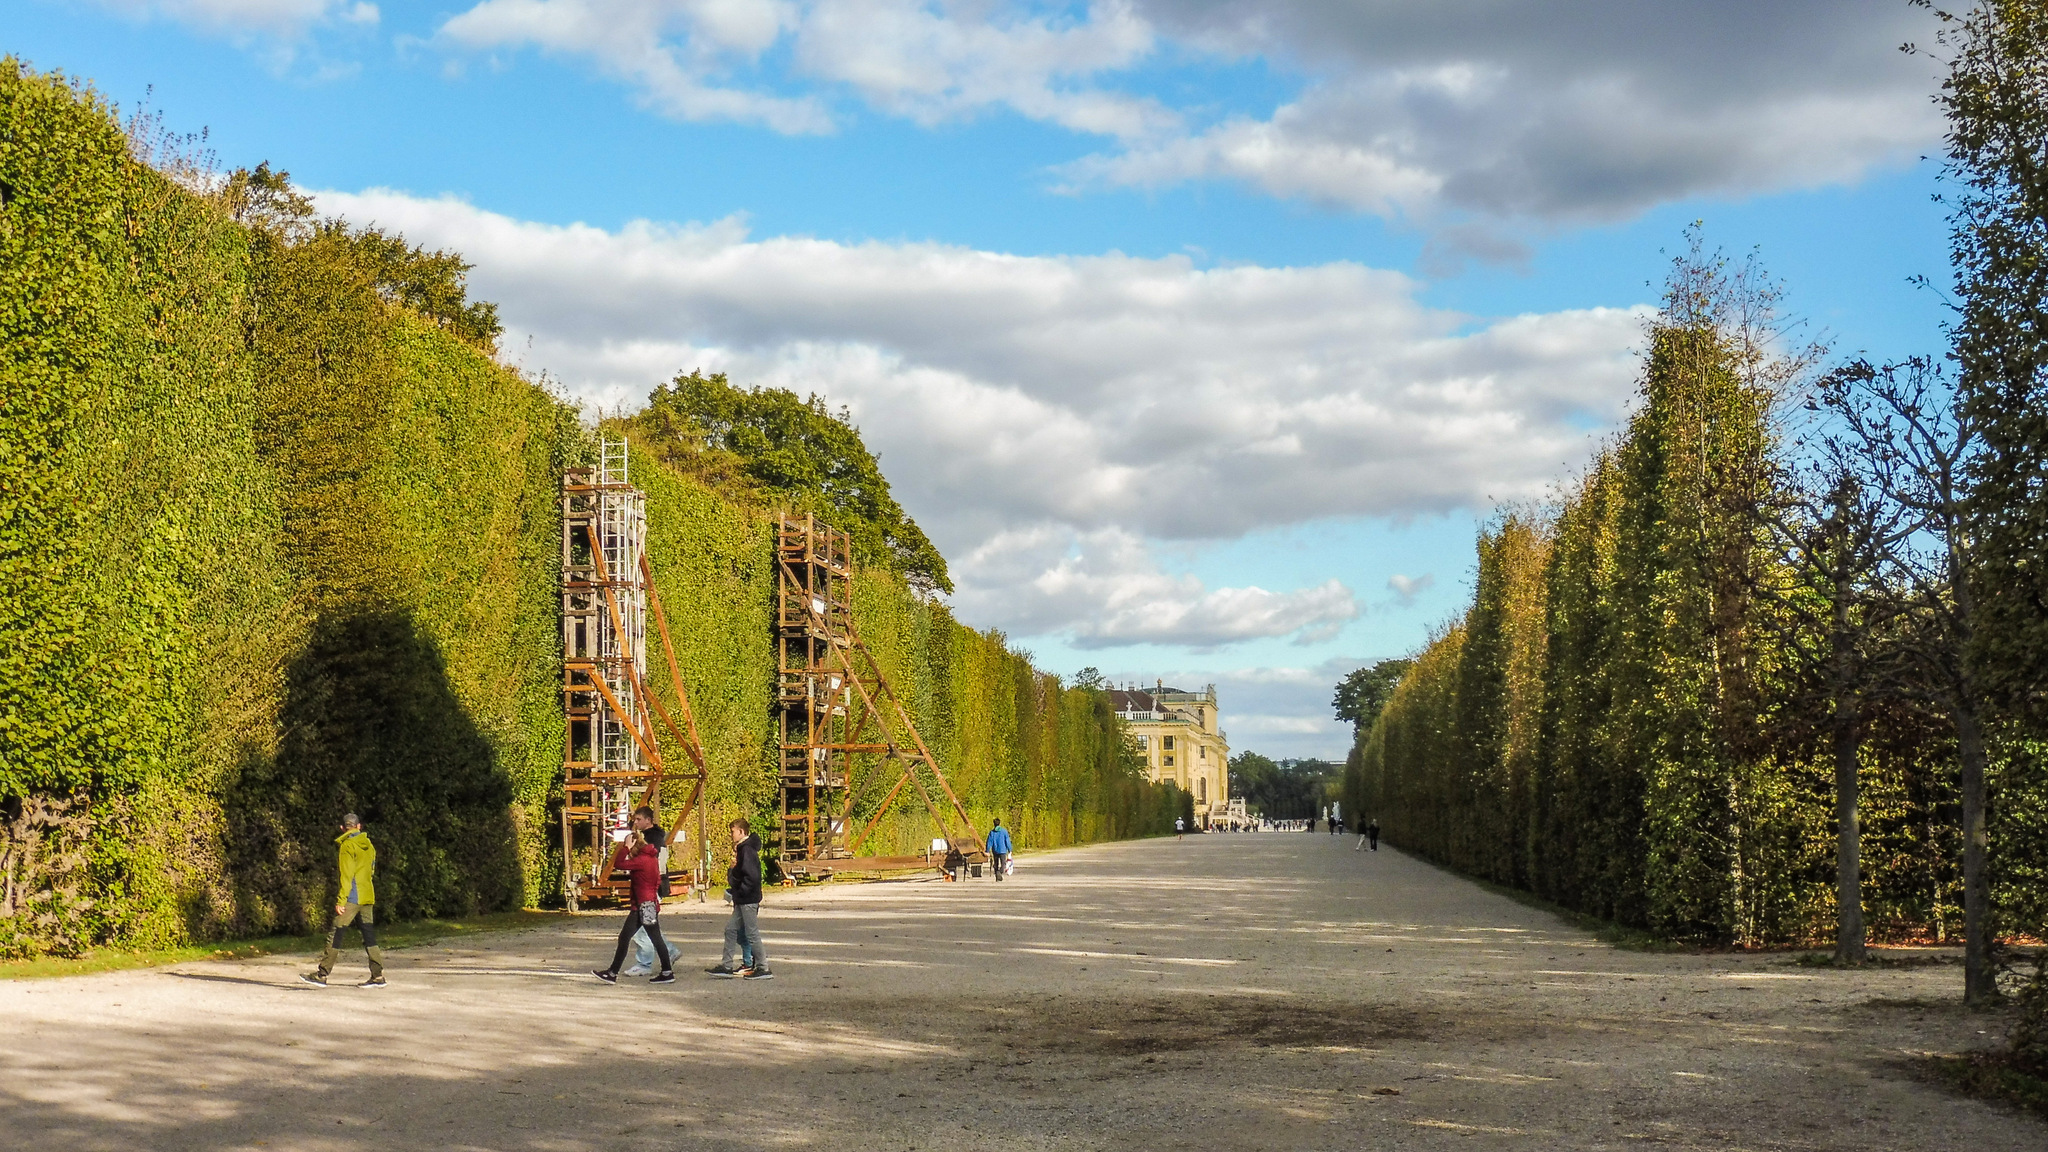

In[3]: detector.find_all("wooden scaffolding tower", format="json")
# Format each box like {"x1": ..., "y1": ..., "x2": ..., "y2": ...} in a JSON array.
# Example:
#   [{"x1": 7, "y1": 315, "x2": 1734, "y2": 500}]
[
  {"x1": 775, "y1": 513, "x2": 985, "y2": 878},
  {"x1": 560, "y1": 437, "x2": 711, "y2": 909}
]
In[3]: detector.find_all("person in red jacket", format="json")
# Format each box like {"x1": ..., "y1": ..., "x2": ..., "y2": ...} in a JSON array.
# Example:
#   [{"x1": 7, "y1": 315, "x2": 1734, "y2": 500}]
[{"x1": 592, "y1": 830, "x2": 674, "y2": 984}]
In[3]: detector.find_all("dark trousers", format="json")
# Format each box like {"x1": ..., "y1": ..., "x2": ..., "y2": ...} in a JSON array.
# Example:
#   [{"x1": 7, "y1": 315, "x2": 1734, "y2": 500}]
[
  {"x1": 992, "y1": 852, "x2": 1010, "y2": 880},
  {"x1": 319, "y1": 903, "x2": 384, "y2": 979},
  {"x1": 607, "y1": 901, "x2": 670, "y2": 974}
]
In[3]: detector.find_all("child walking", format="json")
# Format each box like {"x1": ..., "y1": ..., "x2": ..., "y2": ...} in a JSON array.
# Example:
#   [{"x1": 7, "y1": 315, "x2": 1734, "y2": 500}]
[{"x1": 592, "y1": 831, "x2": 674, "y2": 985}]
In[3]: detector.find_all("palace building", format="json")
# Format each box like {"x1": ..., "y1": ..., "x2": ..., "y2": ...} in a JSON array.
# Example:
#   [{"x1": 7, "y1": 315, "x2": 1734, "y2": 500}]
[{"x1": 1107, "y1": 682, "x2": 1230, "y2": 827}]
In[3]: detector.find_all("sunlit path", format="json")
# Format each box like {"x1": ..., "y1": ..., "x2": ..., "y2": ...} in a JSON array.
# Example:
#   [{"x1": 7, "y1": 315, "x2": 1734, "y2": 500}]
[{"x1": 0, "y1": 835, "x2": 2030, "y2": 1150}]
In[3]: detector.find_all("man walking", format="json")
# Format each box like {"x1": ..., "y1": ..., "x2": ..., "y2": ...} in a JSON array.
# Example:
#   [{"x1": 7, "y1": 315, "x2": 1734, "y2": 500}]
[
  {"x1": 302, "y1": 813, "x2": 385, "y2": 988},
  {"x1": 1366, "y1": 819, "x2": 1380, "y2": 851},
  {"x1": 985, "y1": 818, "x2": 1013, "y2": 881},
  {"x1": 1174, "y1": 816, "x2": 1184, "y2": 841},
  {"x1": 709, "y1": 819, "x2": 770, "y2": 979}
]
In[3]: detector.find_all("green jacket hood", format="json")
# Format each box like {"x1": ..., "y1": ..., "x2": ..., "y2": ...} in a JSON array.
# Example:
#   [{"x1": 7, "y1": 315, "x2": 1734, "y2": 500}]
[{"x1": 336, "y1": 828, "x2": 376, "y2": 905}]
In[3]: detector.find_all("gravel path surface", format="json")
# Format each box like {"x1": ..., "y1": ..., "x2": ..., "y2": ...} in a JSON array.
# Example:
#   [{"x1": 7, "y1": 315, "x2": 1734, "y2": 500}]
[{"x1": 1, "y1": 833, "x2": 2035, "y2": 1150}]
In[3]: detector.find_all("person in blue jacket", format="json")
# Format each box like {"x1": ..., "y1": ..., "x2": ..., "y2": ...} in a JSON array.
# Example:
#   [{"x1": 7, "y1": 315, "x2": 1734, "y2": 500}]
[{"x1": 985, "y1": 819, "x2": 1013, "y2": 881}]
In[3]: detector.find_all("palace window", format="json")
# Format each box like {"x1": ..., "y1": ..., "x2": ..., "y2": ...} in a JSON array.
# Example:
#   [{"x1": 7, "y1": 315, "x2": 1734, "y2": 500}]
[
  {"x1": 1198, "y1": 778, "x2": 1207, "y2": 801},
  {"x1": 1164, "y1": 755, "x2": 1175, "y2": 767},
  {"x1": 1163, "y1": 735, "x2": 1175, "y2": 751}
]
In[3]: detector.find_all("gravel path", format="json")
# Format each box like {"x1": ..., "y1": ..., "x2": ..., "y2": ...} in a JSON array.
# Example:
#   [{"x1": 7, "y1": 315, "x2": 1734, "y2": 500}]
[{"x1": 0, "y1": 832, "x2": 2035, "y2": 1150}]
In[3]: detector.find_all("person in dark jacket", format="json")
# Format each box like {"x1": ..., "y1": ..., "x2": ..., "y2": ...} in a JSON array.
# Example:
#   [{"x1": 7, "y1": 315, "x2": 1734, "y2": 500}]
[
  {"x1": 592, "y1": 831, "x2": 674, "y2": 984},
  {"x1": 1366, "y1": 819, "x2": 1380, "y2": 851},
  {"x1": 709, "y1": 819, "x2": 770, "y2": 979}
]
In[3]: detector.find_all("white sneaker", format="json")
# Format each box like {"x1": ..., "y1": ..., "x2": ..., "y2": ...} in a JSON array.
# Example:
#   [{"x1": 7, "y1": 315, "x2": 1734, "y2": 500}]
[{"x1": 620, "y1": 964, "x2": 652, "y2": 977}]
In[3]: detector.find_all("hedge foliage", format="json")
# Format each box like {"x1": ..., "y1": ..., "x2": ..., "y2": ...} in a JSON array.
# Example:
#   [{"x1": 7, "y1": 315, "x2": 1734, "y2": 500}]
[
  {"x1": 0, "y1": 64, "x2": 1181, "y2": 958},
  {"x1": 1344, "y1": 254, "x2": 2043, "y2": 951}
]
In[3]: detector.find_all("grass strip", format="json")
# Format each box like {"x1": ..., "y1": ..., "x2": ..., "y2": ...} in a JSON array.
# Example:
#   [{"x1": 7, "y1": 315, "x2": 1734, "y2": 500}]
[{"x1": 0, "y1": 909, "x2": 571, "y2": 981}]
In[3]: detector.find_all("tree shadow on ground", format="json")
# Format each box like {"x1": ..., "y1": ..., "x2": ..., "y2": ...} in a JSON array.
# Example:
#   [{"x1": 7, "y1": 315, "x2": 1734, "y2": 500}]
[{"x1": 222, "y1": 609, "x2": 521, "y2": 934}]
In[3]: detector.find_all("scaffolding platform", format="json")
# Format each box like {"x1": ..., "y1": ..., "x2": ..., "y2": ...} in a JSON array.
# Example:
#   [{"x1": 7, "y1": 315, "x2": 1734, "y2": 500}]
[
  {"x1": 775, "y1": 513, "x2": 985, "y2": 879},
  {"x1": 560, "y1": 437, "x2": 711, "y2": 909}
]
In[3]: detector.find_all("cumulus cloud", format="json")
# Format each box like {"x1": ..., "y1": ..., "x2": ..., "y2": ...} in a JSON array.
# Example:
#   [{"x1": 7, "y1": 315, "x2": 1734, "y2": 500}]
[
  {"x1": 436, "y1": 0, "x2": 1169, "y2": 138},
  {"x1": 439, "y1": 0, "x2": 830, "y2": 132},
  {"x1": 314, "y1": 188, "x2": 1643, "y2": 645},
  {"x1": 1385, "y1": 572, "x2": 1433, "y2": 606},
  {"x1": 950, "y1": 526, "x2": 1356, "y2": 648},
  {"x1": 95, "y1": 0, "x2": 377, "y2": 37},
  {"x1": 1078, "y1": 0, "x2": 1944, "y2": 222},
  {"x1": 426, "y1": 0, "x2": 1941, "y2": 225}
]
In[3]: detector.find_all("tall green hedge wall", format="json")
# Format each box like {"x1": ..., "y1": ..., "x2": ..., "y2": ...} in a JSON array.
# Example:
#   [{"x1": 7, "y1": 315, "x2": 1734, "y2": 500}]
[
  {"x1": 0, "y1": 64, "x2": 1181, "y2": 958},
  {"x1": 1343, "y1": 312, "x2": 2039, "y2": 950}
]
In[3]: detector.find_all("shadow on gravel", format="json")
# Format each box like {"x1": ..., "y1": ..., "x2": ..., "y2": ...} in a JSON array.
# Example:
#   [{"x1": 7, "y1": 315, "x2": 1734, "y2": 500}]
[{"x1": 992, "y1": 995, "x2": 1434, "y2": 1054}]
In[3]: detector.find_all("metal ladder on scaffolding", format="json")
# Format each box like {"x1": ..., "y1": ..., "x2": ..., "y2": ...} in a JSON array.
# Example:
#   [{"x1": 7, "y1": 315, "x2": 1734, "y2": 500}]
[
  {"x1": 774, "y1": 512, "x2": 985, "y2": 878},
  {"x1": 559, "y1": 437, "x2": 712, "y2": 908}
]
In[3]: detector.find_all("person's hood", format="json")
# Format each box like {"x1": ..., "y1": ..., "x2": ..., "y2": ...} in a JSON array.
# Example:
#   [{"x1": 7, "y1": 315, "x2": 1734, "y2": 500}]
[{"x1": 335, "y1": 829, "x2": 364, "y2": 844}]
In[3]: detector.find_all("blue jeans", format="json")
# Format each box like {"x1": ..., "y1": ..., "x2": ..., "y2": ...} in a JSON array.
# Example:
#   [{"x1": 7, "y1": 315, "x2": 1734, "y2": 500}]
[
  {"x1": 719, "y1": 902, "x2": 764, "y2": 968},
  {"x1": 632, "y1": 928, "x2": 683, "y2": 970}
]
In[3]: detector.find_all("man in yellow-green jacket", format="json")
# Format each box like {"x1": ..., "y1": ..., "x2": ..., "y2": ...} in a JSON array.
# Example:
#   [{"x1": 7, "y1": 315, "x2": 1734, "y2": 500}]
[{"x1": 302, "y1": 813, "x2": 386, "y2": 988}]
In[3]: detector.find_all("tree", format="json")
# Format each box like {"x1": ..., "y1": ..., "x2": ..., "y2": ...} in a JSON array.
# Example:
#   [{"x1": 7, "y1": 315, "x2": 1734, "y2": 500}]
[
  {"x1": 221, "y1": 164, "x2": 502, "y2": 351},
  {"x1": 1333, "y1": 660, "x2": 1414, "y2": 735},
  {"x1": 1926, "y1": 0, "x2": 2048, "y2": 1005},
  {"x1": 1229, "y1": 753, "x2": 1339, "y2": 821},
  {"x1": 630, "y1": 371, "x2": 952, "y2": 593},
  {"x1": 1820, "y1": 358, "x2": 1993, "y2": 1000},
  {"x1": 1756, "y1": 386, "x2": 1921, "y2": 964},
  {"x1": 1072, "y1": 667, "x2": 1105, "y2": 690}
]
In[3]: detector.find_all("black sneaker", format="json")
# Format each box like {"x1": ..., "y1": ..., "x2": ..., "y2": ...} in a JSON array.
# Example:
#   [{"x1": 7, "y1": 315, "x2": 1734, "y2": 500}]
[
  {"x1": 592, "y1": 969, "x2": 618, "y2": 983},
  {"x1": 741, "y1": 966, "x2": 774, "y2": 980},
  {"x1": 650, "y1": 971, "x2": 676, "y2": 984},
  {"x1": 299, "y1": 972, "x2": 329, "y2": 987},
  {"x1": 706, "y1": 964, "x2": 742, "y2": 977},
  {"x1": 359, "y1": 976, "x2": 388, "y2": 988}
]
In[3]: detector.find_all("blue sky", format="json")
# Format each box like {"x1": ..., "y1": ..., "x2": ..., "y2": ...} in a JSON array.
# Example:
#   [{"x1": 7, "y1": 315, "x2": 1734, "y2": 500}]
[{"x1": 8, "y1": 0, "x2": 1955, "y2": 758}]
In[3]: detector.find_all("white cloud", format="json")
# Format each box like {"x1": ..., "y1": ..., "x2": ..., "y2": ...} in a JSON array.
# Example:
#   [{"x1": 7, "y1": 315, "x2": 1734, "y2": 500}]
[
  {"x1": 94, "y1": 0, "x2": 377, "y2": 36},
  {"x1": 426, "y1": 0, "x2": 1942, "y2": 226},
  {"x1": 1090, "y1": 0, "x2": 1945, "y2": 223},
  {"x1": 436, "y1": 0, "x2": 1168, "y2": 138},
  {"x1": 951, "y1": 526, "x2": 1355, "y2": 648},
  {"x1": 314, "y1": 188, "x2": 1644, "y2": 646},
  {"x1": 1385, "y1": 572, "x2": 1433, "y2": 606},
  {"x1": 439, "y1": 0, "x2": 830, "y2": 133}
]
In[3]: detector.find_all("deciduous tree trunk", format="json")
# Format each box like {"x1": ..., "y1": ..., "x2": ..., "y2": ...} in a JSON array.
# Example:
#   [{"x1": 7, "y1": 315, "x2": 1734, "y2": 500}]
[
  {"x1": 1956, "y1": 703, "x2": 1994, "y2": 1003},
  {"x1": 1832, "y1": 699, "x2": 1865, "y2": 965}
]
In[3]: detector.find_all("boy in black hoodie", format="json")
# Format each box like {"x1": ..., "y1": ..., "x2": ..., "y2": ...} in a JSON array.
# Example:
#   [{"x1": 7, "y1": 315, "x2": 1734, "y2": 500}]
[{"x1": 709, "y1": 818, "x2": 770, "y2": 979}]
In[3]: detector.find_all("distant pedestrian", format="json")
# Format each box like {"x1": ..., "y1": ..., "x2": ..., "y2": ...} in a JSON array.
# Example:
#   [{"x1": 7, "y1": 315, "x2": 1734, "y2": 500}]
[
  {"x1": 1332, "y1": 817, "x2": 1344, "y2": 836},
  {"x1": 591, "y1": 830, "x2": 674, "y2": 984},
  {"x1": 622, "y1": 807, "x2": 683, "y2": 976},
  {"x1": 1174, "y1": 816, "x2": 1185, "y2": 840},
  {"x1": 302, "y1": 813, "x2": 385, "y2": 988},
  {"x1": 708, "y1": 819, "x2": 770, "y2": 979},
  {"x1": 985, "y1": 818, "x2": 1013, "y2": 881},
  {"x1": 1367, "y1": 819, "x2": 1380, "y2": 851}
]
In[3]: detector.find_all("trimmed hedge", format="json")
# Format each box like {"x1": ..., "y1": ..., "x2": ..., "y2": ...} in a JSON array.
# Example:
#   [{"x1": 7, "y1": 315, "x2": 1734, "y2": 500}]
[{"x1": 0, "y1": 64, "x2": 1180, "y2": 957}]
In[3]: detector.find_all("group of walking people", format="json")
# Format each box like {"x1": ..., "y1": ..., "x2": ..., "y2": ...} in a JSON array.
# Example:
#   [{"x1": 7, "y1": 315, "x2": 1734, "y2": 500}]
[
  {"x1": 301, "y1": 807, "x2": 774, "y2": 988},
  {"x1": 306, "y1": 809, "x2": 1025, "y2": 987},
  {"x1": 588, "y1": 809, "x2": 772, "y2": 984}
]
